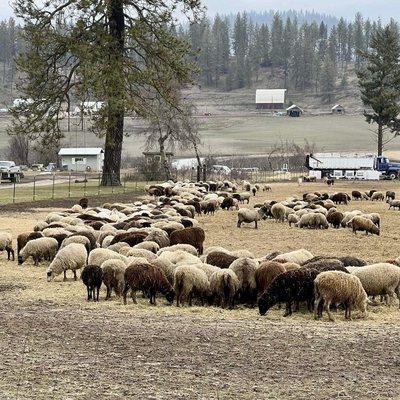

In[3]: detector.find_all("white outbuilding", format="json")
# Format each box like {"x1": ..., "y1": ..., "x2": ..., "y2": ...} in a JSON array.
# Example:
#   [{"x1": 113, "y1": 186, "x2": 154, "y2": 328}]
[
  {"x1": 255, "y1": 89, "x2": 286, "y2": 109},
  {"x1": 58, "y1": 147, "x2": 104, "y2": 172}
]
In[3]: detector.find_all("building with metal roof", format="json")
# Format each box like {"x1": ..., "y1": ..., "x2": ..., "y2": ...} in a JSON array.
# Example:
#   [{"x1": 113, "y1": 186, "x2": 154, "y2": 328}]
[
  {"x1": 255, "y1": 89, "x2": 286, "y2": 109},
  {"x1": 58, "y1": 148, "x2": 104, "y2": 172}
]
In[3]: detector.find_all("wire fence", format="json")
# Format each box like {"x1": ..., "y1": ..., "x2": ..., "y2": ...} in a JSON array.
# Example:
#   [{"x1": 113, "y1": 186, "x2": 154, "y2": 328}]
[
  {"x1": 174, "y1": 168, "x2": 308, "y2": 184},
  {"x1": 0, "y1": 169, "x2": 308, "y2": 205},
  {"x1": 0, "y1": 173, "x2": 148, "y2": 205}
]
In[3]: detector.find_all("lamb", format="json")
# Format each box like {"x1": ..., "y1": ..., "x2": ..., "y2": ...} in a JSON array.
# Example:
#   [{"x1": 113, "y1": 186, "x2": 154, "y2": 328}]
[
  {"x1": 387, "y1": 199, "x2": 400, "y2": 210},
  {"x1": 239, "y1": 192, "x2": 251, "y2": 204},
  {"x1": 370, "y1": 191, "x2": 385, "y2": 201},
  {"x1": 347, "y1": 216, "x2": 380, "y2": 236},
  {"x1": 271, "y1": 203, "x2": 287, "y2": 223},
  {"x1": 206, "y1": 250, "x2": 238, "y2": 269},
  {"x1": 255, "y1": 261, "x2": 286, "y2": 294},
  {"x1": 18, "y1": 237, "x2": 59, "y2": 266},
  {"x1": 170, "y1": 227, "x2": 206, "y2": 255},
  {"x1": 46, "y1": 243, "x2": 87, "y2": 281},
  {"x1": 209, "y1": 269, "x2": 240, "y2": 309},
  {"x1": 229, "y1": 257, "x2": 258, "y2": 305},
  {"x1": 237, "y1": 207, "x2": 267, "y2": 229},
  {"x1": 263, "y1": 185, "x2": 272, "y2": 192},
  {"x1": 314, "y1": 271, "x2": 368, "y2": 321},
  {"x1": 173, "y1": 265, "x2": 210, "y2": 306},
  {"x1": 0, "y1": 232, "x2": 14, "y2": 261},
  {"x1": 101, "y1": 259, "x2": 127, "y2": 299},
  {"x1": 347, "y1": 263, "x2": 400, "y2": 306},
  {"x1": 123, "y1": 261, "x2": 175, "y2": 305},
  {"x1": 17, "y1": 232, "x2": 43, "y2": 257},
  {"x1": 81, "y1": 265, "x2": 103, "y2": 301},
  {"x1": 258, "y1": 268, "x2": 319, "y2": 317},
  {"x1": 273, "y1": 249, "x2": 314, "y2": 265},
  {"x1": 87, "y1": 248, "x2": 128, "y2": 267}
]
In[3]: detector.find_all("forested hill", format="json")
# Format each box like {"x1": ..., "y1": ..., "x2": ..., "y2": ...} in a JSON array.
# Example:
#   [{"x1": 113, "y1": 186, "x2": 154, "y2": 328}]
[
  {"x1": 177, "y1": 10, "x2": 391, "y2": 106},
  {"x1": 0, "y1": 10, "x2": 393, "y2": 110},
  {"x1": 225, "y1": 10, "x2": 338, "y2": 29}
]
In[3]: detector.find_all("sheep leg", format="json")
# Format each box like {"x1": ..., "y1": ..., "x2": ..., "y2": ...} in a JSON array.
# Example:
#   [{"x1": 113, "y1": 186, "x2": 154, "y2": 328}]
[
  {"x1": 283, "y1": 302, "x2": 292, "y2": 317},
  {"x1": 131, "y1": 291, "x2": 137, "y2": 304},
  {"x1": 314, "y1": 297, "x2": 322, "y2": 319},
  {"x1": 395, "y1": 286, "x2": 400, "y2": 309},
  {"x1": 105, "y1": 286, "x2": 111, "y2": 300},
  {"x1": 63, "y1": 270, "x2": 67, "y2": 281},
  {"x1": 237, "y1": 220, "x2": 242, "y2": 228},
  {"x1": 188, "y1": 292, "x2": 193, "y2": 307},
  {"x1": 254, "y1": 220, "x2": 258, "y2": 229},
  {"x1": 122, "y1": 283, "x2": 129, "y2": 305},
  {"x1": 73, "y1": 270, "x2": 77, "y2": 281},
  {"x1": 87, "y1": 286, "x2": 91, "y2": 301},
  {"x1": 325, "y1": 300, "x2": 334, "y2": 322}
]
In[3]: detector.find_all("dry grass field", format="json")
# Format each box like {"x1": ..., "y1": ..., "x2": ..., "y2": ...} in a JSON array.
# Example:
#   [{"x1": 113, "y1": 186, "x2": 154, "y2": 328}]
[{"x1": 1, "y1": 180, "x2": 400, "y2": 399}]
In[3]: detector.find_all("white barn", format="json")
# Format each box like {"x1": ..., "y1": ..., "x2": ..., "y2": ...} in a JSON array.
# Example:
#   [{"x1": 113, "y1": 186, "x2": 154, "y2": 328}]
[
  {"x1": 256, "y1": 89, "x2": 286, "y2": 109},
  {"x1": 59, "y1": 147, "x2": 104, "y2": 172}
]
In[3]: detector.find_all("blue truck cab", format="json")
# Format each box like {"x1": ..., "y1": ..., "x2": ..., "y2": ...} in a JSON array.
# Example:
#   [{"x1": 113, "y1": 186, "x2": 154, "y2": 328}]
[{"x1": 375, "y1": 156, "x2": 400, "y2": 179}]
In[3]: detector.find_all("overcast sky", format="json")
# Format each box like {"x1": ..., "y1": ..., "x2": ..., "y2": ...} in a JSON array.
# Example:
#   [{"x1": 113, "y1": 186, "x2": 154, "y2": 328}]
[{"x1": 0, "y1": 0, "x2": 398, "y2": 21}]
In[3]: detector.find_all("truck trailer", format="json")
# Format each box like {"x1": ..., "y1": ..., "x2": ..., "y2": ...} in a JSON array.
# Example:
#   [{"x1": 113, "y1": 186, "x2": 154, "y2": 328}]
[{"x1": 305, "y1": 153, "x2": 400, "y2": 180}]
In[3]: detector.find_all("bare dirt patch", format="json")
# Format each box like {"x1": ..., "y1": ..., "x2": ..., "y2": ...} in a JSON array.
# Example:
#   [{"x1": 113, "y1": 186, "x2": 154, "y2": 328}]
[{"x1": 0, "y1": 180, "x2": 400, "y2": 399}]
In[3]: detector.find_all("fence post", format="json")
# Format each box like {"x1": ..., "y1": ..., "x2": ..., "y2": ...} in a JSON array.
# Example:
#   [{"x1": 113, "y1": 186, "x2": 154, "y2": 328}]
[
  {"x1": 12, "y1": 180, "x2": 16, "y2": 204},
  {"x1": 111, "y1": 174, "x2": 114, "y2": 194},
  {"x1": 33, "y1": 176, "x2": 36, "y2": 201},
  {"x1": 52, "y1": 174, "x2": 55, "y2": 199},
  {"x1": 68, "y1": 173, "x2": 71, "y2": 198},
  {"x1": 84, "y1": 173, "x2": 87, "y2": 196},
  {"x1": 123, "y1": 174, "x2": 126, "y2": 193},
  {"x1": 98, "y1": 173, "x2": 101, "y2": 195}
]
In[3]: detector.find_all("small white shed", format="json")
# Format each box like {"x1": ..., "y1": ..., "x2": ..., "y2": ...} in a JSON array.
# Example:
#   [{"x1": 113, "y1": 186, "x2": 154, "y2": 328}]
[{"x1": 58, "y1": 147, "x2": 104, "y2": 172}]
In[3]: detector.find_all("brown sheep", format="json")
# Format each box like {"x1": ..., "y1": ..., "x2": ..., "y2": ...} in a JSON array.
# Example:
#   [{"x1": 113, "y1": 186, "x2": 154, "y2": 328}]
[
  {"x1": 347, "y1": 216, "x2": 380, "y2": 236},
  {"x1": 110, "y1": 231, "x2": 148, "y2": 246},
  {"x1": 206, "y1": 251, "x2": 238, "y2": 269},
  {"x1": 327, "y1": 211, "x2": 344, "y2": 229},
  {"x1": 170, "y1": 227, "x2": 206, "y2": 255},
  {"x1": 229, "y1": 257, "x2": 258, "y2": 306},
  {"x1": 255, "y1": 261, "x2": 286, "y2": 294},
  {"x1": 209, "y1": 269, "x2": 240, "y2": 309},
  {"x1": 17, "y1": 231, "x2": 44, "y2": 256},
  {"x1": 78, "y1": 197, "x2": 89, "y2": 209},
  {"x1": 123, "y1": 261, "x2": 175, "y2": 305}
]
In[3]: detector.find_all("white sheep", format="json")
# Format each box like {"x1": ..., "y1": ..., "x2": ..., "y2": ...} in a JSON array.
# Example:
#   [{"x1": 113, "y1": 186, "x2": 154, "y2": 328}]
[
  {"x1": 0, "y1": 231, "x2": 14, "y2": 260},
  {"x1": 46, "y1": 243, "x2": 87, "y2": 281},
  {"x1": 88, "y1": 248, "x2": 128, "y2": 267},
  {"x1": 18, "y1": 237, "x2": 59, "y2": 266}
]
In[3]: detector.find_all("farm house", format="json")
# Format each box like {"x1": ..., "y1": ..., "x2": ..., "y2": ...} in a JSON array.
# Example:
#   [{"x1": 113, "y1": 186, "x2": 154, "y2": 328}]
[
  {"x1": 332, "y1": 104, "x2": 345, "y2": 114},
  {"x1": 286, "y1": 104, "x2": 303, "y2": 117},
  {"x1": 58, "y1": 147, "x2": 104, "y2": 172},
  {"x1": 255, "y1": 89, "x2": 286, "y2": 109}
]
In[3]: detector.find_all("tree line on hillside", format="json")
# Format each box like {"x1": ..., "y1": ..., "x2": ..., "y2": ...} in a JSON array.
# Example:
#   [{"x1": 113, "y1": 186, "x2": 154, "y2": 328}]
[
  {"x1": 0, "y1": 18, "x2": 22, "y2": 95},
  {"x1": 180, "y1": 12, "x2": 398, "y2": 102}
]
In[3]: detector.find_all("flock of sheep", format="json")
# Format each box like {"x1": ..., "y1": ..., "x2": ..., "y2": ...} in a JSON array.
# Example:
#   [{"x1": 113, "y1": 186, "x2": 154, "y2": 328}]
[{"x1": 1, "y1": 179, "x2": 399, "y2": 322}]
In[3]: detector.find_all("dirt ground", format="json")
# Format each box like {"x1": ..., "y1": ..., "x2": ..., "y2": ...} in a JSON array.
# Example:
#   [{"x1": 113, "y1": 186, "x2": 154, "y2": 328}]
[{"x1": 0, "y1": 180, "x2": 400, "y2": 399}]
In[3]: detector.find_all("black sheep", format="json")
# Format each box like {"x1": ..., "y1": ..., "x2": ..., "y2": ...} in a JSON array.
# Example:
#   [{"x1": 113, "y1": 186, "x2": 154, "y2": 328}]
[
  {"x1": 258, "y1": 268, "x2": 319, "y2": 317},
  {"x1": 221, "y1": 197, "x2": 234, "y2": 210},
  {"x1": 337, "y1": 256, "x2": 366, "y2": 267},
  {"x1": 81, "y1": 265, "x2": 103, "y2": 301},
  {"x1": 327, "y1": 211, "x2": 344, "y2": 229}
]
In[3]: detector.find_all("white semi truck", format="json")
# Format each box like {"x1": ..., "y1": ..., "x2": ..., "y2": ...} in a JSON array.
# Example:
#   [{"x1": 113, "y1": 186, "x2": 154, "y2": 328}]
[{"x1": 306, "y1": 153, "x2": 400, "y2": 180}]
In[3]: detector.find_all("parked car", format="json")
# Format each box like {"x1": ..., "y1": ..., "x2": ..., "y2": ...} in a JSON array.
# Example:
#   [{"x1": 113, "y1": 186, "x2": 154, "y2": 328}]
[{"x1": 0, "y1": 161, "x2": 23, "y2": 183}]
